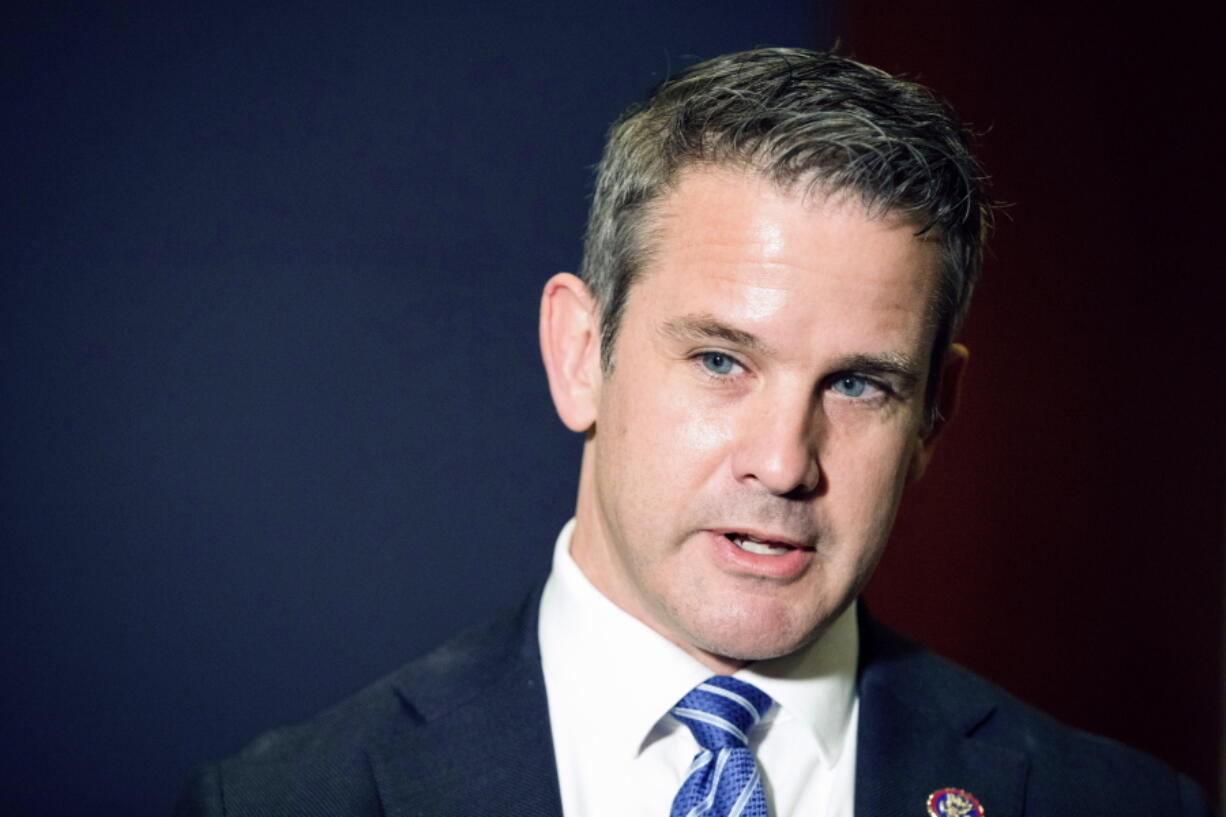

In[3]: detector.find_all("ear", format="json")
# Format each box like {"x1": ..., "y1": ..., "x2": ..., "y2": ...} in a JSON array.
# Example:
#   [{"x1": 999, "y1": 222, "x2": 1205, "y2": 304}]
[
  {"x1": 907, "y1": 343, "x2": 968, "y2": 483},
  {"x1": 539, "y1": 272, "x2": 602, "y2": 432}
]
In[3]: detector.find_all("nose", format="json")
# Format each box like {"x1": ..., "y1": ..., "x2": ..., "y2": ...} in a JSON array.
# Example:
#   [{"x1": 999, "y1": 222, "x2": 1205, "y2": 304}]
[{"x1": 731, "y1": 392, "x2": 822, "y2": 497}]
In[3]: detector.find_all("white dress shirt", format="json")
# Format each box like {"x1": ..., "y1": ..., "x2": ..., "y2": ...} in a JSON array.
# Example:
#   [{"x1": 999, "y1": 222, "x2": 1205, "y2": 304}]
[{"x1": 539, "y1": 519, "x2": 859, "y2": 817}]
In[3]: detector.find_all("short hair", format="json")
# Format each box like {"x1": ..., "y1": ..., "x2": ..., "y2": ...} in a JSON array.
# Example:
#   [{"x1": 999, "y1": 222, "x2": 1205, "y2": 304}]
[{"x1": 578, "y1": 47, "x2": 990, "y2": 422}]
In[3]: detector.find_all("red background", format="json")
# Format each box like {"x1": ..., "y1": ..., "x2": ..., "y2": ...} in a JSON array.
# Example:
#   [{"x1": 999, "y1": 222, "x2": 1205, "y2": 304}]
[{"x1": 847, "y1": 0, "x2": 1224, "y2": 801}]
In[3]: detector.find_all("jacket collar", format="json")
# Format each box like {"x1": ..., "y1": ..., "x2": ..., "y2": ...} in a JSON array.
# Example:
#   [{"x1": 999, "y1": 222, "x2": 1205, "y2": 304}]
[
  {"x1": 364, "y1": 591, "x2": 1029, "y2": 817},
  {"x1": 854, "y1": 607, "x2": 1029, "y2": 817},
  {"x1": 367, "y1": 585, "x2": 563, "y2": 817}
]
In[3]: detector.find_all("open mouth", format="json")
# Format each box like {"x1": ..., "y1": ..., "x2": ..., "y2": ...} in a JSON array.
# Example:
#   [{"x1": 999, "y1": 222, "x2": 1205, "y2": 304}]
[{"x1": 723, "y1": 532, "x2": 802, "y2": 556}]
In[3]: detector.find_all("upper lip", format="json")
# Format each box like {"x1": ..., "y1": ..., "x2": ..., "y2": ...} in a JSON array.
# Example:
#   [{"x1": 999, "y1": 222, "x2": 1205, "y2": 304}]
[{"x1": 709, "y1": 527, "x2": 815, "y2": 550}]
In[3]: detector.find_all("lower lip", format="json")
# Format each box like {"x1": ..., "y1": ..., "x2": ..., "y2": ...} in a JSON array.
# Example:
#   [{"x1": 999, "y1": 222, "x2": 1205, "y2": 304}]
[{"x1": 705, "y1": 530, "x2": 814, "y2": 580}]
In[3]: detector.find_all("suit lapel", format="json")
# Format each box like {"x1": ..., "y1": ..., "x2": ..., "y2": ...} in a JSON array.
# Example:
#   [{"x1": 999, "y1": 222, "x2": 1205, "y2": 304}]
[
  {"x1": 368, "y1": 588, "x2": 563, "y2": 817},
  {"x1": 855, "y1": 612, "x2": 1029, "y2": 817},
  {"x1": 362, "y1": 592, "x2": 1030, "y2": 817}
]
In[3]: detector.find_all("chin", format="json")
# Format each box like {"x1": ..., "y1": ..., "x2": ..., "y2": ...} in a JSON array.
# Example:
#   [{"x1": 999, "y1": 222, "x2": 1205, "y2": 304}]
[
  {"x1": 686, "y1": 605, "x2": 830, "y2": 664},
  {"x1": 694, "y1": 630, "x2": 812, "y2": 665},
  {"x1": 715, "y1": 640, "x2": 804, "y2": 664}
]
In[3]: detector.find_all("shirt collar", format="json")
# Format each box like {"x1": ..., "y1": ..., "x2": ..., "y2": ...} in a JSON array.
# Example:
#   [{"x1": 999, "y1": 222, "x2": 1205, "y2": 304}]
[
  {"x1": 737, "y1": 593, "x2": 858, "y2": 766},
  {"x1": 538, "y1": 519, "x2": 858, "y2": 768}
]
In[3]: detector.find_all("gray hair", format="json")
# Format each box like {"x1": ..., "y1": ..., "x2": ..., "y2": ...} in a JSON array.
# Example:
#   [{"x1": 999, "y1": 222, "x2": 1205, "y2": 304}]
[{"x1": 578, "y1": 48, "x2": 990, "y2": 420}]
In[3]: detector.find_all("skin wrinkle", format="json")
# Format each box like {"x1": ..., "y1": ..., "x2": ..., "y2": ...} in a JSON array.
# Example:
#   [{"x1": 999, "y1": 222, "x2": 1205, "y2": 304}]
[
  {"x1": 658, "y1": 317, "x2": 922, "y2": 400},
  {"x1": 659, "y1": 315, "x2": 776, "y2": 358},
  {"x1": 564, "y1": 165, "x2": 953, "y2": 674},
  {"x1": 580, "y1": 51, "x2": 990, "y2": 422}
]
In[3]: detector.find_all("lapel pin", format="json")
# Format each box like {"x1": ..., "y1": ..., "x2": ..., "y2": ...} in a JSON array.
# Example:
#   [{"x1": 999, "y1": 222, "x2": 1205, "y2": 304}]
[{"x1": 926, "y1": 788, "x2": 984, "y2": 817}]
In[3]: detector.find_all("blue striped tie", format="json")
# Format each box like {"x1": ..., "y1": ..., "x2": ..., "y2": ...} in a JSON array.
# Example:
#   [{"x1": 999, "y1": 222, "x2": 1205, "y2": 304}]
[{"x1": 669, "y1": 676, "x2": 774, "y2": 817}]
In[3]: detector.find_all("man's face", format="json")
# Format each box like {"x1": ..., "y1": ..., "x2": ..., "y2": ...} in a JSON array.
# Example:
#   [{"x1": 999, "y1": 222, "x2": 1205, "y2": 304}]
[{"x1": 568, "y1": 165, "x2": 947, "y2": 669}]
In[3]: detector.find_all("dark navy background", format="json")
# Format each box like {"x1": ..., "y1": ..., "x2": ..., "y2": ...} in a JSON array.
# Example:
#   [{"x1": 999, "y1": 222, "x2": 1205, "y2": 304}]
[{"x1": 2, "y1": 3, "x2": 825, "y2": 814}]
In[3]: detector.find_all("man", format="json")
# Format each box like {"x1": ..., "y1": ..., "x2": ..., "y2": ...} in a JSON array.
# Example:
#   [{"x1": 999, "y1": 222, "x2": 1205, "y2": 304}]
[{"x1": 177, "y1": 48, "x2": 1210, "y2": 816}]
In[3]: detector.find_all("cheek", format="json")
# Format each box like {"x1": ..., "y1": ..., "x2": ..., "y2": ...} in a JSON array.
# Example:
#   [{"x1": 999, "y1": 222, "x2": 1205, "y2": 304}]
[
  {"x1": 675, "y1": 400, "x2": 736, "y2": 465},
  {"x1": 823, "y1": 428, "x2": 917, "y2": 525},
  {"x1": 609, "y1": 369, "x2": 734, "y2": 472}
]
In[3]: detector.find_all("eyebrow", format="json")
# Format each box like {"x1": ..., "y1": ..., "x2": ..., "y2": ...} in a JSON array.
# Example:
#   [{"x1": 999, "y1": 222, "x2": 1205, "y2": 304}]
[{"x1": 659, "y1": 314, "x2": 776, "y2": 357}]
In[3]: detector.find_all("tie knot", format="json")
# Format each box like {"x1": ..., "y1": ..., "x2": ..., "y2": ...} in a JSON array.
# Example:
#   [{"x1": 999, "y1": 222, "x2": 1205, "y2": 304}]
[{"x1": 670, "y1": 676, "x2": 773, "y2": 750}]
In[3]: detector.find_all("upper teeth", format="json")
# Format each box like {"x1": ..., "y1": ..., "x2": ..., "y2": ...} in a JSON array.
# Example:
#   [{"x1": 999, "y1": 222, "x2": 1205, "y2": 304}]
[{"x1": 730, "y1": 535, "x2": 791, "y2": 555}]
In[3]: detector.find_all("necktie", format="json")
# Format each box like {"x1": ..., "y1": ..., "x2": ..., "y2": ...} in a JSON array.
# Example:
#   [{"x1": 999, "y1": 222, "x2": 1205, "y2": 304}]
[{"x1": 669, "y1": 676, "x2": 774, "y2": 817}]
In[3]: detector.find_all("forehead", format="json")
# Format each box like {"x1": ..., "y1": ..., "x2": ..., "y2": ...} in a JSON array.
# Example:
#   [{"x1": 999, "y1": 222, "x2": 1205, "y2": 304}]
[{"x1": 627, "y1": 165, "x2": 941, "y2": 354}]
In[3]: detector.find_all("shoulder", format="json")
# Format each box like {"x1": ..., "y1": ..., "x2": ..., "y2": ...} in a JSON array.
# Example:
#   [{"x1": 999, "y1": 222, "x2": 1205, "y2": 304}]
[
  {"x1": 858, "y1": 613, "x2": 1212, "y2": 815},
  {"x1": 175, "y1": 591, "x2": 540, "y2": 817},
  {"x1": 174, "y1": 670, "x2": 398, "y2": 817}
]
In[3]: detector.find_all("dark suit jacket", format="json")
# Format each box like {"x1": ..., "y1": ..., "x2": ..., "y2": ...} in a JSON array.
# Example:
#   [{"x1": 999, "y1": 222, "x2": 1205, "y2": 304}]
[{"x1": 176, "y1": 589, "x2": 1210, "y2": 816}]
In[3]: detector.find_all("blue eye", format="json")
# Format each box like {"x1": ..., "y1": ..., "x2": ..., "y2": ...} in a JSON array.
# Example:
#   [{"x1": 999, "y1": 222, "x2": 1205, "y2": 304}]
[
  {"x1": 700, "y1": 351, "x2": 736, "y2": 375},
  {"x1": 831, "y1": 375, "x2": 869, "y2": 397}
]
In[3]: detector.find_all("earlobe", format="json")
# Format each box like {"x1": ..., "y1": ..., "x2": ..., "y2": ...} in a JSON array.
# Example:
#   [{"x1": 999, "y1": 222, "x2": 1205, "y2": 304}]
[
  {"x1": 539, "y1": 272, "x2": 602, "y2": 432},
  {"x1": 907, "y1": 343, "x2": 969, "y2": 483}
]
